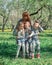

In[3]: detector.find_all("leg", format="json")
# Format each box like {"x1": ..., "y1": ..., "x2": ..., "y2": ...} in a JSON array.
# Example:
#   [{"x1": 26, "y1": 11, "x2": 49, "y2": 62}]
[
  {"x1": 22, "y1": 42, "x2": 25, "y2": 58},
  {"x1": 32, "y1": 40, "x2": 36, "y2": 58},
  {"x1": 19, "y1": 46, "x2": 23, "y2": 57},
  {"x1": 29, "y1": 42, "x2": 32, "y2": 58},
  {"x1": 28, "y1": 38, "x2": 33, "y2": 58},
  {"x1": 16, "y1": 40, "x2": 21, "y2": 58},
  {"x1": 36, "y1": 40, "x2": 40, "y2": 58},
  {"x1": 25, "y1": 41, "x2": 29, "y2": 58}
]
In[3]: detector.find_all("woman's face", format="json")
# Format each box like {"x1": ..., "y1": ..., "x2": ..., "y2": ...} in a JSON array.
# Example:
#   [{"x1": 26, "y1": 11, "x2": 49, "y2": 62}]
[
  {"x1": 22, "y1": 12, "x2": 30, "y2": 20},
  {"x1": 23, "y1": 15, "x2": 28, "y2": 20}
]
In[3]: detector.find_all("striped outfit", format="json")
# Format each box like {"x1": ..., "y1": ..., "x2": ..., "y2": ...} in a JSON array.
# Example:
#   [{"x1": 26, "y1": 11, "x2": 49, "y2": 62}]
[
  {"x1": 25, "y1": 27, "x2": 33, "y2": 58},
  {"x1": 32, "y1": 26, "x2": 44, "y2": 57}
]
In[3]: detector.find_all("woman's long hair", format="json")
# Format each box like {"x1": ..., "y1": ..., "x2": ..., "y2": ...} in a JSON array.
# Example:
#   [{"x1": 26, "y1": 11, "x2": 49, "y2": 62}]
[{"x1": 22, "y1": 11, "x2": 31, "y2": 24}]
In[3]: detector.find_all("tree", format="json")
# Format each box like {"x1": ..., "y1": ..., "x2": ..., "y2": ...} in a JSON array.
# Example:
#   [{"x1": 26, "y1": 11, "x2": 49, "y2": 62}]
[
  {"x1": 0, "y1": 0, "x2": 15, "y2": 32},
  {"x1": 0, "y1": 0, "x2": 52, "y2": 30}
]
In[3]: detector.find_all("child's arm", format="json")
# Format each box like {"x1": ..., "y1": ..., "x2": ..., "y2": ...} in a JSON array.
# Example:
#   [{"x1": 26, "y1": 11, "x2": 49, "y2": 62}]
[
  {"x1": 28, "y1": 31, "x2": 39, "y2": 38},
  {"x1": 28, "y1": 31, "x2": 34, "y2": 37},
  {"x1": 39, "y1": 25, "x2": 44, "y2": 32}
]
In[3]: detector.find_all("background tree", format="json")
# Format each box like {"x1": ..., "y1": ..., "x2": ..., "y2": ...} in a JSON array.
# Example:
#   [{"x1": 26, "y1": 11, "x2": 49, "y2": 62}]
[{"x1": 0, "y1": 0, "x2": 52, "y2": 31}]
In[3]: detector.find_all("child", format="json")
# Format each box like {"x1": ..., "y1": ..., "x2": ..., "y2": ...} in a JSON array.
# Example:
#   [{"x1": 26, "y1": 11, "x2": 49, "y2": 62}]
[
  {"x1": 24, "y1": 21, "x2": 33, "y2": 58},
  {"x1": 16, "y1": 22, "x2": 25, "y2": 58},
  {"x1": 32, "y1": 20, "x2": 44, "y2": 58}
]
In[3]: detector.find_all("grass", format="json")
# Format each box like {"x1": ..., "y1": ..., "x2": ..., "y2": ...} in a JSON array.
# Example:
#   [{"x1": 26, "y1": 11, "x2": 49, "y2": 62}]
[{"x1": 0, "y1": 32, "x2": 52, "y2": 65}]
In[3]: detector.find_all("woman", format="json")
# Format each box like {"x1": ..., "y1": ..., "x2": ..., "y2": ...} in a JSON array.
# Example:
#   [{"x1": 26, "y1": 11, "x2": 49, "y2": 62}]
[{"x1": 16, "y1": 22, "x2": 25, "y2": 58}]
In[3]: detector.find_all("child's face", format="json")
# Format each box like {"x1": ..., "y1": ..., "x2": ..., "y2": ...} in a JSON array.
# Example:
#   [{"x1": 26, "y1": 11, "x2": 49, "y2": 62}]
[
  {"x1": 19, "y1": 23, "x2": 24, "y2": 30},
  {"x1": 33, "y1": 22, "x2": 39, "y2": 28},
  {"x1": 25, "y1": 21, "x2": 30, "y2": 29}
]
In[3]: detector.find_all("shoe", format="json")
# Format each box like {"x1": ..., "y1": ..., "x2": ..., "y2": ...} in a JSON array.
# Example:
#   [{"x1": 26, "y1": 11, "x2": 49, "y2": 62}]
[{"x1": 36, "y1": 54, "x2": 40, "y2": 59}]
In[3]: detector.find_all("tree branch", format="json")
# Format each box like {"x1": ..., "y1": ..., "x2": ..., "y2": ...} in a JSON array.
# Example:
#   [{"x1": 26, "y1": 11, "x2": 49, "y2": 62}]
[
  {"x1": 37, "y1": 9, "x2": 42, "y2": 20},
  {"x1": 30, "y1": 7, "x2": 43, "y2": 16},
  {"x1": 0, "y1": 13, "x2": 4, "y2": 17}
]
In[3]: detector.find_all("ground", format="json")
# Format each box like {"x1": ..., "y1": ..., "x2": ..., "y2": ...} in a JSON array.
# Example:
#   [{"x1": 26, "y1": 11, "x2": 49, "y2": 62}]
[{"x1": 0, "y1": 32, "x2": 52, "y2": 65}]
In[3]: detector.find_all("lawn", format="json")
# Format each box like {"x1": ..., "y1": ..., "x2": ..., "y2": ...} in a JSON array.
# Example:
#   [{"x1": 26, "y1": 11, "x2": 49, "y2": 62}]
[{"x1": 0, "y1": 32, "x2": 52, "y2": 65}]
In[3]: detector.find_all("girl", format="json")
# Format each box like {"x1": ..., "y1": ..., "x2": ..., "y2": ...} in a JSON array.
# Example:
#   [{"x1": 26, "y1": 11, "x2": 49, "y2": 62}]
[
  {"x1": 16, "y1": 22, "x2": 25, "y2": 58},
  {"x1": 25, "y1": 21, "x2": 33, "y2": 59}
]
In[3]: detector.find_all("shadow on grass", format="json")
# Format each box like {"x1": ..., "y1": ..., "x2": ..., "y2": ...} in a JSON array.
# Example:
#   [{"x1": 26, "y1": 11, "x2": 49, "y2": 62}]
[{"x1": 0, "y1": 43, "x2": 17, "y2": 58}]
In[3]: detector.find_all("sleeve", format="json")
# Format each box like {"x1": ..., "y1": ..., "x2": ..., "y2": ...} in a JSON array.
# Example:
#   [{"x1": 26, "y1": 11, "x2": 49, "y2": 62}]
[
  {"x1": 29, "y1": 31, "x2": 34, "y2": 37},
  {"x1": 39, "y1": 25, "x2": 44, "y2": 32},
  {"x1": 29, "y1": 31, "x2": 40, "y2": 37}
]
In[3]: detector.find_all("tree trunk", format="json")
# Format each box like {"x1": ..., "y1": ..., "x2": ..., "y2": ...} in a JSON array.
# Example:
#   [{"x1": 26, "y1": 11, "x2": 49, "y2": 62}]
[
  {"x1": 2, "y1": 24, "x2": 5, "y2": 32},
  {"x1": 2, "y1": 17, "x2": 8, "y2": 32},
  {"x1": 11, "y1": 24, "x2": 15, "y2": 31},
  {"x1": 2, "y1": 17, "x2": 5, "y2": 32}
]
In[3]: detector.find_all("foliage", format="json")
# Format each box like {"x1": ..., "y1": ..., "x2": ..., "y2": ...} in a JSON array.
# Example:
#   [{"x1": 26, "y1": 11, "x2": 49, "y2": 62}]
[{"x1": 0, "y1": 0, "x2": 52, "y2": 31}]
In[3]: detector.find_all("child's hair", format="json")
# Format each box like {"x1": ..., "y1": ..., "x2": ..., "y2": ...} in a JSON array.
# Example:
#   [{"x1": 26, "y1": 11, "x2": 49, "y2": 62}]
[
  {"x1": 33, "y1": 20, "x2": 39, "y2": 25},
  {"x1": 26, "y1": 21, "x2": 31, "y2": 25},
  {"x1": 34, "y1": 20, "x2": 39, "y2": 23}
]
